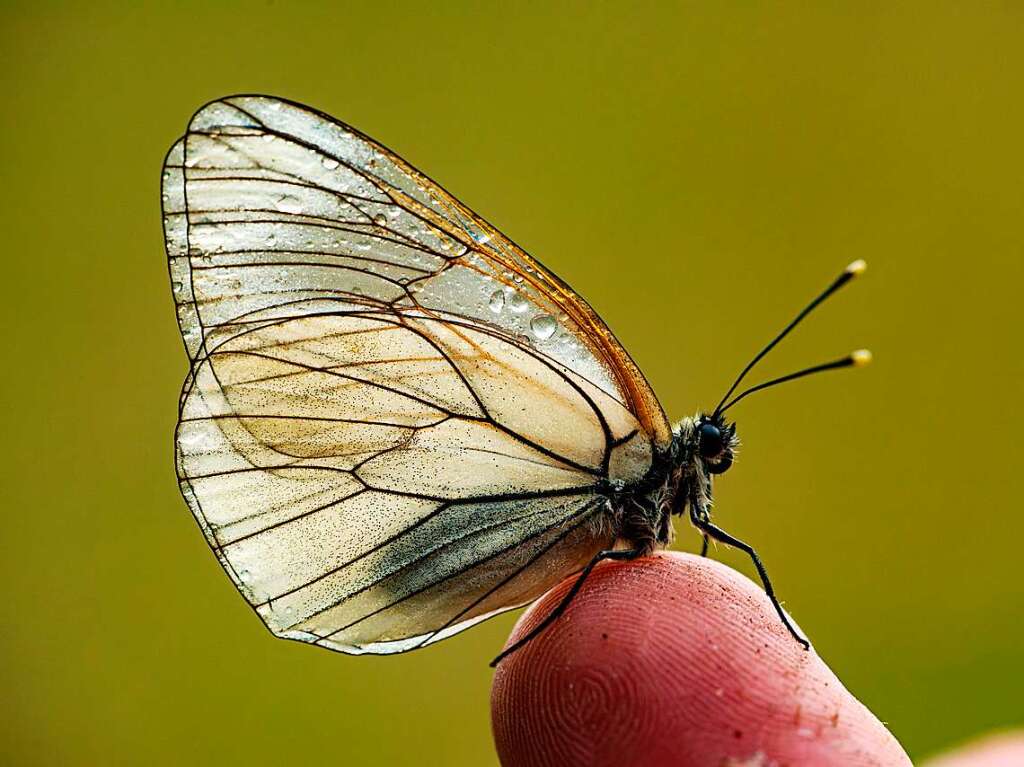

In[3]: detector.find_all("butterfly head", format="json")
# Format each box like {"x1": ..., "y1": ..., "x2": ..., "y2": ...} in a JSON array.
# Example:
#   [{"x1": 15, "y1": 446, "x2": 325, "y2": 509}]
[{"x1": 694, "y1": 413, "x2": 738, "y2": 475}]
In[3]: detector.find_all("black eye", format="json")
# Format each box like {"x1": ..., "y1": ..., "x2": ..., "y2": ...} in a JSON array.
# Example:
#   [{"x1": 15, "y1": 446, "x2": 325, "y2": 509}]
[
  {"x1": 708, "y1": 453, "x2": 732, "y2": 475},
  {"x1": 697, "y1": 422, "x2": 723, "y2": 459}
]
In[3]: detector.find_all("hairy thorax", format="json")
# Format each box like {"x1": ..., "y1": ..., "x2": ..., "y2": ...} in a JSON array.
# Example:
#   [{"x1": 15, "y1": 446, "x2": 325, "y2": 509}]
[{"x1": 600, "y1": 416, "x2": 719, "y2": 556}]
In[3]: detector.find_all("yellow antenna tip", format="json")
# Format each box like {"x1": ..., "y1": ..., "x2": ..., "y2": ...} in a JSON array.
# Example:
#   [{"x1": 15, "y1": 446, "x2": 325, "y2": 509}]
[
  {"x1": 850, "y1": 349, "x2": 873, "y2": 367},
  {"x1": 845, "y1": 259, "x2": 868, "y2": 276}
]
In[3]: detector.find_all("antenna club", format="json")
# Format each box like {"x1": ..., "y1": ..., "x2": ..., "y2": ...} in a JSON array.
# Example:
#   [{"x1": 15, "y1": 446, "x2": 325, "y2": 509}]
[
  {"x1": 845, "y1": 259, "x2": 868, "y2": 276},
  {"x1": 851, "y1": 349, "x2": 873, "y2": 367}
]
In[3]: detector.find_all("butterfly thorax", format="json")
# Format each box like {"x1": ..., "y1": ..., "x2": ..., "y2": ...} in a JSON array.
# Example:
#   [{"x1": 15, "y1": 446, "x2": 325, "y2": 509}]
[{"x1": 604, "y1": 414, "x2": 738, "y2": 555}]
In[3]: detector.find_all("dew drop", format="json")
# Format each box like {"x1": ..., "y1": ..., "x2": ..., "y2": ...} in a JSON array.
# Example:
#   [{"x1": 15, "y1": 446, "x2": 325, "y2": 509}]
[
  {"x1": 178, "y1": 428, "x2": 204, "y2": 448},
  {"x1": 274, "y1": 195, "x2": 303, "y2": 214},
  {"x1": 530, "y1": 314, "x2": 557, "y2": 340},
  {"x1": 321, "y1": 156, "x2": 340, "y2": 170},
  {"x1": 172, "y1": 280, "x2": 183, "y2": 292},
  {"x1": 373, "y1": 213, "x2": 387, "y2": 226},
  {"x1": 488, "y1": 290, "x2": 505, "y2": 313},
  {"x1": 261, "y1": 133, "x2": 275, "y2": 143},
  {"x1": 509, "y1": 292, "x2": 529, "y2": 313}
]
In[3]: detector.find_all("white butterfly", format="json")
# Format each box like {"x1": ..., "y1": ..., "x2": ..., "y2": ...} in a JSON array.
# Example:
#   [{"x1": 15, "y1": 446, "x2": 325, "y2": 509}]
[
  {"x1": 163, "y1": 95, "x2": 674, "y2": 656},
  {"x1": 163, "y1": 95, "x2": 867, "y2": 660}
]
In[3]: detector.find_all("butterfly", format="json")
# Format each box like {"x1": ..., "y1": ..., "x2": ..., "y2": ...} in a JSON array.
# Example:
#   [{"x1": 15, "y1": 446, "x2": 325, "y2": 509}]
[{"x1": 162, "y1": 95, "x2": 869, "y2": 664}]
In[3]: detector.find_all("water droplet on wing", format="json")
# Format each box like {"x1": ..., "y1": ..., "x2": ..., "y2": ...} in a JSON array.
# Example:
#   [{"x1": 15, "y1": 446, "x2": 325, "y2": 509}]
[
  {"x1": 530, "y1": 314, "x2": 557, "y2": 340},
  {"x1": 488, "y1": 290, "x2": 505, "y2": 313},
  {"x1": 509, "y1": 292, "x2": 529, "y2": 313},
  {"x1": 274, "y1": 195, "x2": 303, "y2": 214}
]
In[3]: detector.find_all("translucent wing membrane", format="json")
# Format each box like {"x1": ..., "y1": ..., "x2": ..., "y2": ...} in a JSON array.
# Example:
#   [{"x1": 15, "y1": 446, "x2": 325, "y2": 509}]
[{"x1": 163, "y1": 95, "x2": 669, "y2": 654}]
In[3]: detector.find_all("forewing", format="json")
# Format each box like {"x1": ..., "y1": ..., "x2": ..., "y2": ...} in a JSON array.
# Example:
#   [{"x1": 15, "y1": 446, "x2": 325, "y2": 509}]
[
  {"x1": 163, "y1": 95, "x2": 665, "y2": 653},
  {"x1": 163, "y1": 95, "x2": 670, "y2": 447}
]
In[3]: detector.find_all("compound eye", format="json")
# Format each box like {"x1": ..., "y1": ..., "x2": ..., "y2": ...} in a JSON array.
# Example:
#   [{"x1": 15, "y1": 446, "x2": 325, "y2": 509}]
[
  {"x1": 697, "y1": 422, "x2": 724, "y2": 459},
  {"x1": 708, "y1": 453, "x2": 733, "y2": 475}
]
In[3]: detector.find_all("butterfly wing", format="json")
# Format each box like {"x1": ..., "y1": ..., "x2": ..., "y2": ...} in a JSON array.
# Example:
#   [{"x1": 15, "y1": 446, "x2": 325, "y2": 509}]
[{"x1": 163, "y1": 95, "x2": 670, "y2": 654}]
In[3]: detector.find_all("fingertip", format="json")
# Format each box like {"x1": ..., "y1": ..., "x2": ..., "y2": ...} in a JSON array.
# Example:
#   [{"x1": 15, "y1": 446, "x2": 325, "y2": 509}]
[
  {"x1": 922, "y1": 732, "x2": 1024, "y2": 767},
  {"x1": 491, "y1": 551, "x2": 911, "y2": 767}
]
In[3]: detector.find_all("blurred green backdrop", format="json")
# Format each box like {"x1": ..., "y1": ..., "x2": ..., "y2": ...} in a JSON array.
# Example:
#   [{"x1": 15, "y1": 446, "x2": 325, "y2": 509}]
[{"x1": 3, "y1": 2, "x2": 1022, "y2": 764}]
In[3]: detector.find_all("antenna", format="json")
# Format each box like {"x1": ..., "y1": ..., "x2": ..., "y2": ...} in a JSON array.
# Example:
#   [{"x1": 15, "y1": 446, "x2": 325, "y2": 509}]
[
  {"x1": 718, "y1": 349, "x2": 871, "y2": 414},
  {"x1": 712, "y1": 260, "x2": 867, "y2": 417}
]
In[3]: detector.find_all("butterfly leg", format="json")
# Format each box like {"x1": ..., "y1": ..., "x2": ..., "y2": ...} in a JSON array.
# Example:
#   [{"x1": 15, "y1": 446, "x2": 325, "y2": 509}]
[
  {"x1": 489, "y1": 547, "x2": 642, "y2": 668},
  {"x1": 697, "y1": 479, "x2": 712, "y2": 557},
  {"x1": 688, "y1": 503, "x2": 810, "y2": 650}
]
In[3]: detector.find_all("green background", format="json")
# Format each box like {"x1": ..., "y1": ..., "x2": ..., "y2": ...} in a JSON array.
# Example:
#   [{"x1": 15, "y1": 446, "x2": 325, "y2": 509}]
[{"x1": 3, "y1": 2, "x2": 1022, "y2": 764}]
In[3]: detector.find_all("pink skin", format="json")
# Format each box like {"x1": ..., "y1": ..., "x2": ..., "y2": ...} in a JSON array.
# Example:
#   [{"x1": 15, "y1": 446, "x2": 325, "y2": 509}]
[
  {"x1": 491, "y1": 551, "x2": 913, "y2": 767},
  {"x1": 921, "y1": 733, "x2": 1024, "y2": 767}
]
